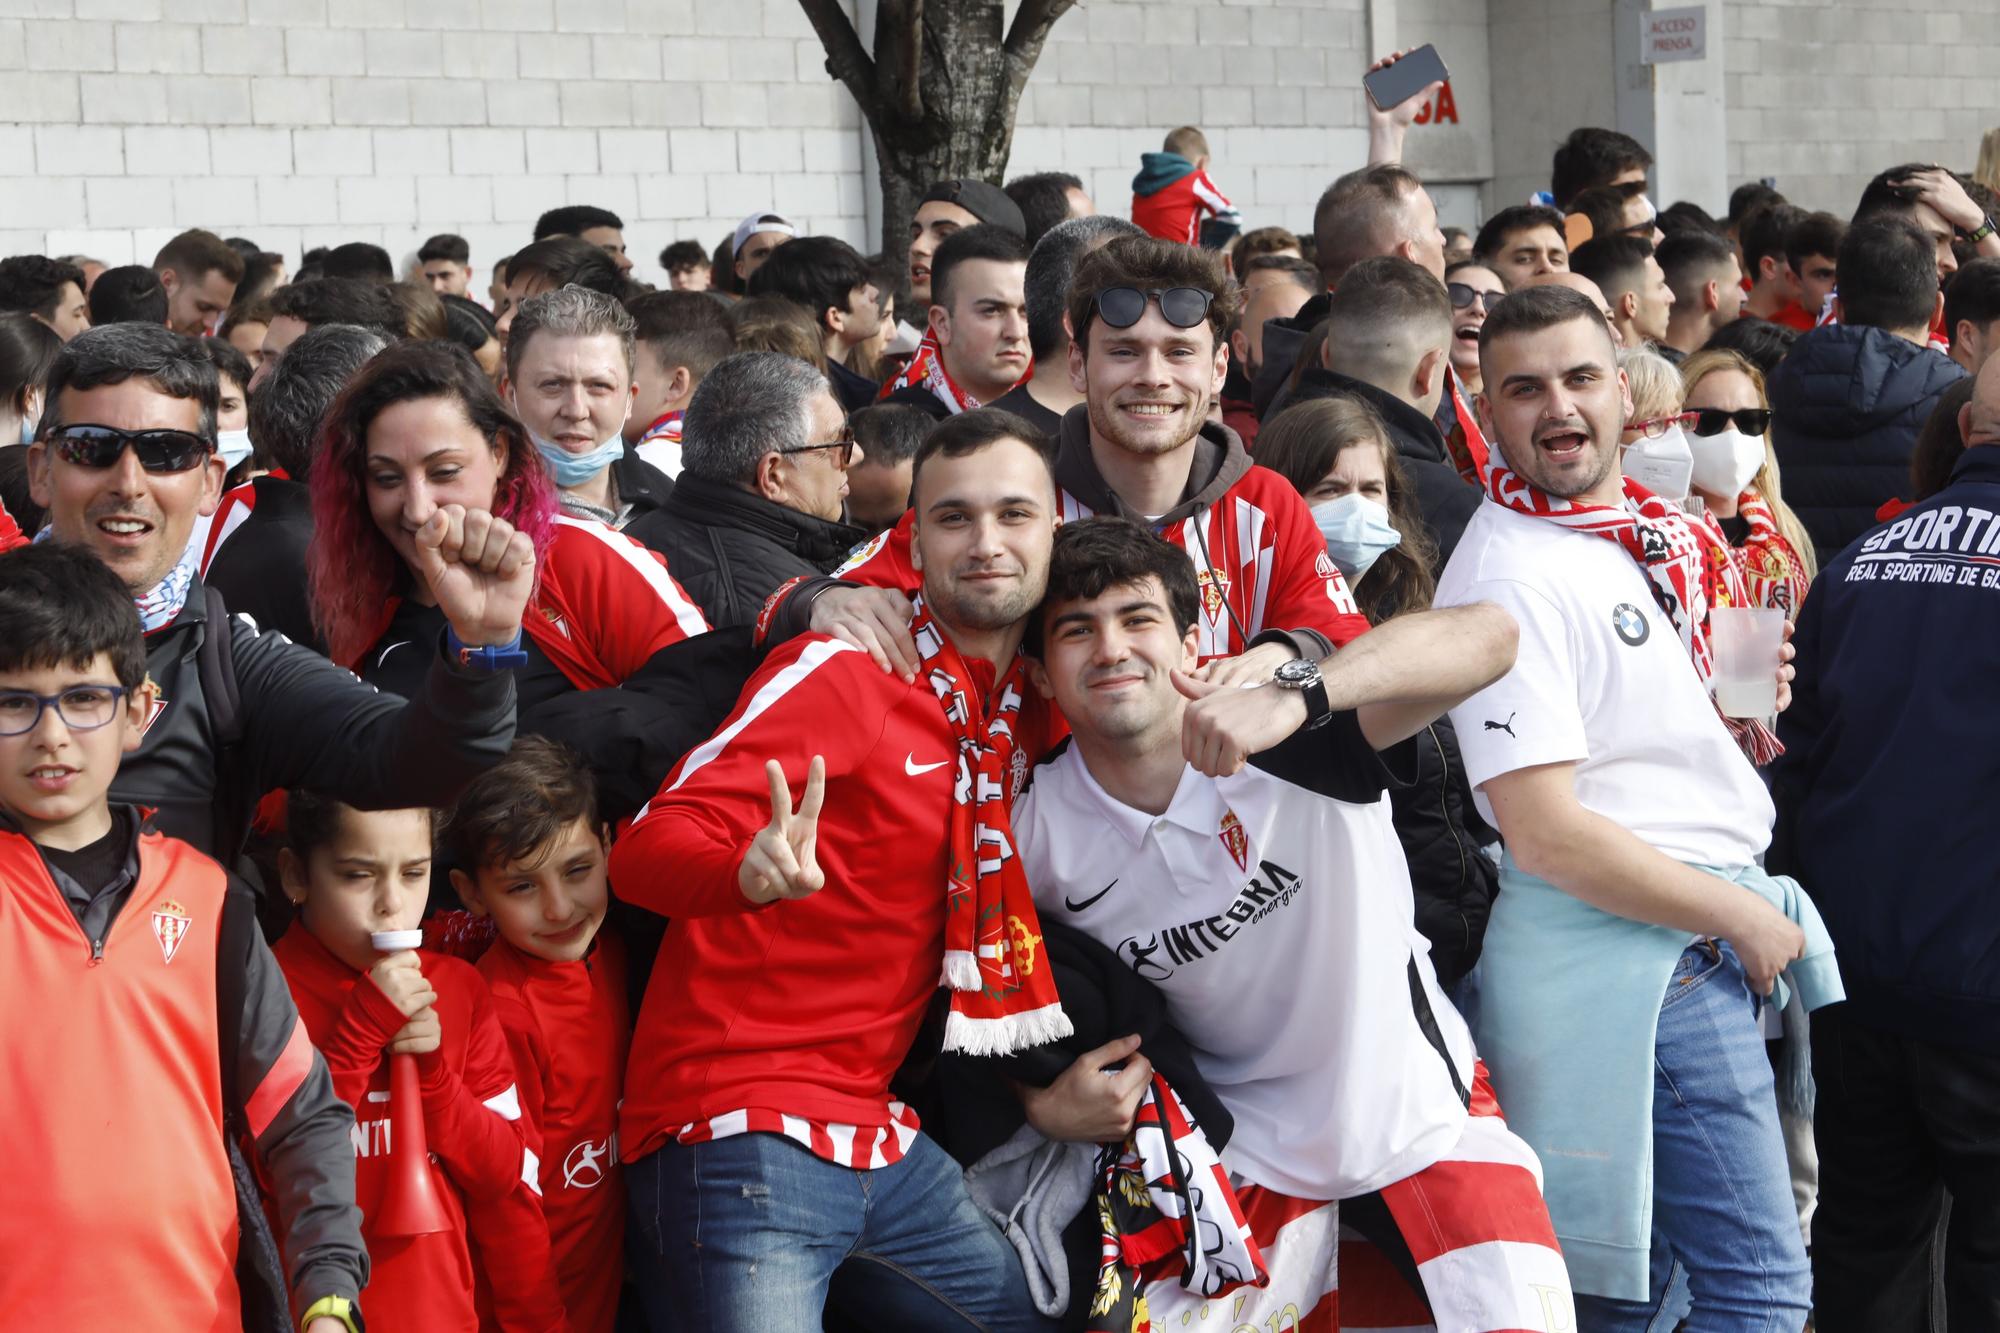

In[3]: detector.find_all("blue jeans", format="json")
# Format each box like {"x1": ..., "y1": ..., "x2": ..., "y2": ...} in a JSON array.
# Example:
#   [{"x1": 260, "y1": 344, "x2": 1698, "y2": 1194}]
[
  {"x1": 1575, "y1": 942, "x2": 1813, "y2": 1333},
  {"x1": 625, "y1": 1129, "x2": 1052, "y2": 1333}
]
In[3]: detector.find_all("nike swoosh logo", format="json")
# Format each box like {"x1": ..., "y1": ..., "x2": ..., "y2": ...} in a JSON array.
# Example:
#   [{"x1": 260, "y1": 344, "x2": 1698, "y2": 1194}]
[
  {"x1": 1065, "y1": 879, "x2": 1116, "y2": 912},
  {"x1": 905, "y1": 753, "x2": 950, "y2": 776}
]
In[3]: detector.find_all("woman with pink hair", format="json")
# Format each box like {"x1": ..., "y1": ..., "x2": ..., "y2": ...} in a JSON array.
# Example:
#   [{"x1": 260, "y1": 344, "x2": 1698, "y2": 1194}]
[{"x1": 309, "y1": 340, "x2": 708, "y2": 705}]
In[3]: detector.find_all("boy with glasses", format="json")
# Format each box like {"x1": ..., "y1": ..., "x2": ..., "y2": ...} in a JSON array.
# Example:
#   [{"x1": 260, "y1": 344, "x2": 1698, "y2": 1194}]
[{"x1": 0, "y1": 540, "x2": 367, "y2": 1332}]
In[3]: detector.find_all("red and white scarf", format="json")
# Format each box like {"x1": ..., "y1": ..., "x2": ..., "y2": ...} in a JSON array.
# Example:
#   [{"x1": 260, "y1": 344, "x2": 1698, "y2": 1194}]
[
  {"x1": 1486, "y1": 463, "x2": 1782, "y2": 764},
  {"x1": 910, "y1": 594, "x2": 1071, "y2": 1055},
  {"x1": 1088, "y1": 1075, "x2": 1268, "y2": 1330},
  {"x1": 879, "y1": 329, "x2": 984, "y2": 415},
  {"x1": 1729, "y1": 491, "x2": 1809, "y2": 616}
]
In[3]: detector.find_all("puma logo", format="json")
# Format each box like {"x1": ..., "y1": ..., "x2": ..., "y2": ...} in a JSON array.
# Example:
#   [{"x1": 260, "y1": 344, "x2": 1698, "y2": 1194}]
[{"x1": 1484, "y1": 712, "x2": 1517, "y2": 738}]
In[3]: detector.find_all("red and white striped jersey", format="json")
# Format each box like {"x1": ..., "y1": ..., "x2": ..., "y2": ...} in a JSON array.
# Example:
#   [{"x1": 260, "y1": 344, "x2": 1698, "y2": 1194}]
[{"x1": 671, "y1": 1101, "x2": 923, "y2": 1171}]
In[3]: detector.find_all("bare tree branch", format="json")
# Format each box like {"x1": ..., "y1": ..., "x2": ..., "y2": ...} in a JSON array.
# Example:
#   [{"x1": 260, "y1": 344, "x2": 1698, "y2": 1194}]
[
  {"x1": 875, "y1": 0, "x2": 926, "y2": 125},
  {"x1": 796, "y1": 0, "x2": 882, "y2": 119},
  {"x1": 1003, "y1": 0, "x2": 1077, "y2": 64}
]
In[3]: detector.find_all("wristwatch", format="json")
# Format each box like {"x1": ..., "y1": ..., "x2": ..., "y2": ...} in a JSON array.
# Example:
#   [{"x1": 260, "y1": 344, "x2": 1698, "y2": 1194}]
[
  {"x1": 1965, "y1": 215, "x2": 1997, "y2": 245},
  {"x1": 1270, "y1": 656, "x2": 1333, "y2": 731},
  {"x1": 445, "y1": 626, "x2": 530, "y2": 672},
  {"x1": 300, "y1": 1294, "x2": 364, "y2": 1333}
]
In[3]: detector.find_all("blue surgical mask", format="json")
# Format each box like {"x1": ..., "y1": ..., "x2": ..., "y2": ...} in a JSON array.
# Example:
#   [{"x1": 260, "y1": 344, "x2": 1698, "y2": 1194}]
[
  {"x1": 18, "y1": 413, "x2": 34, "y2": 446},
  {"x1": 1312, "y1": 493, "x2": 1401, "y2": 581},
  {"x1": 528, "y1": 428, "x2": 626, "y2": 488},
  {"x1": 216, "y1": 427, "x2": 253, "y2": 471}
]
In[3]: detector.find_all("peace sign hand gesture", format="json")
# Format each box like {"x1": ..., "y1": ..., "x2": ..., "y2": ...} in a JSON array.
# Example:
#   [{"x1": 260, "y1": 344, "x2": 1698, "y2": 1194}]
[
  {"x1": 737, "y1": 757, "x2": 828, "y2": 905},
  {"x1": 412, "y1": 504, "x2": 537, "y2": 652}
]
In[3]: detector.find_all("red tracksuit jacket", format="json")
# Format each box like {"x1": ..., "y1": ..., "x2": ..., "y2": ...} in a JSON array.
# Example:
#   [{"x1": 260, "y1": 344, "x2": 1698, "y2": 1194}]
[
  {"x1": 610, "y1": 634, "x2": 1059, "y2": 1163},
  {"x1": 273, "y1": 927, "x2": 541, "y2": 1333},
  {"x1": 478, "y1": 933, "x2": 632, "y2": 1333}
]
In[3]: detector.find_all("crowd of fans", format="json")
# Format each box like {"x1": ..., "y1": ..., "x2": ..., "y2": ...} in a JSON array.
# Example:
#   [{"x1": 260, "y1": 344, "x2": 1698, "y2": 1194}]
[{"x1": 4, "y1": 44, "x2": 2000, "y2": 1333}]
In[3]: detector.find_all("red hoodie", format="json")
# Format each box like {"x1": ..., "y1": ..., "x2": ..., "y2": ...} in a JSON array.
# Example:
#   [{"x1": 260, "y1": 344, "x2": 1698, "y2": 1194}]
[
  {"x1": 273, "y1": 927, "x2": 542, "y2": 1333},
  {"x1": 478, "y1": 934, "x2": 632, "y2": 1333},
  {"x1": 610, "y1": 633, "x2": 1059, "y2": 1167}
]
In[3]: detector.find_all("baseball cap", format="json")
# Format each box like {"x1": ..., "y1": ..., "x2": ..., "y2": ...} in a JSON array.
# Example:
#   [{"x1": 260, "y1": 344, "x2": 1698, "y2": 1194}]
[
  {"x1": 919, "y1": 179, "x2": 1026, "y2": 239},
  {"x1": 732, "y1": 211, "x2": 797, "y2": 257}
]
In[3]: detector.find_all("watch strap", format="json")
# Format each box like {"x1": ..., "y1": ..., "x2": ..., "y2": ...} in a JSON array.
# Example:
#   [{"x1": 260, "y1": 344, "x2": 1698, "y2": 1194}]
[
  {"x1": 1967, "y1": 216, "x2": 1997, "y2": 244},
  {"x1": 445, "y1": 626, "x2": 530, "y2": 671}
]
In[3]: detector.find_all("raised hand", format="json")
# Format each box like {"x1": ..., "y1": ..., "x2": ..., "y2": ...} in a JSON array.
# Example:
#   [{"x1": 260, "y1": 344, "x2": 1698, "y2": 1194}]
[
  {"x1": 1173, "y1": 671, "x2": 1308, "y2": 777},
  {"x1": 738, "y1": 756, "x2": 828, "y2": 905},
  {"x1": 1365, "y1": 48, "x2": 1443, "y2": 165},
  {"x1": 412, "y1": 504, "x2": 537, "y2": 651}
]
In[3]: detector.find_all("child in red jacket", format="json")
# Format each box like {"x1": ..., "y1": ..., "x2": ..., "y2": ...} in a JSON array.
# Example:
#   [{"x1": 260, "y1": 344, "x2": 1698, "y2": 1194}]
[
  {"x1": 273, "y1": 791, "x2": 544, "y2": 1333},
  {"x1": 448, "y1": 737, "x2": 631, "y2": 1333}
]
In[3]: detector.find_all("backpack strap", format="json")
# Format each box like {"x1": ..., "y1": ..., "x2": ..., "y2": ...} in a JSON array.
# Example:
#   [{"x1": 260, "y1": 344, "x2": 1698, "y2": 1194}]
[
  {"x1": 199, "y1": 586, "x2": 243, "y2": 751},
  {"x1": 217, "y1": 881, "x2": 294, "y2": 1333}
]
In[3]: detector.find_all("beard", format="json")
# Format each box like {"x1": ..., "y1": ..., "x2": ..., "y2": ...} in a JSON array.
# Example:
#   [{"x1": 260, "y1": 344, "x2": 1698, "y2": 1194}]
[
  {"x1": 1085, "y1": 389, "x2": 1207, "y2": 458},
  {"x1": 928, "y1": 564, "x2": 1049, "y2": 635}
]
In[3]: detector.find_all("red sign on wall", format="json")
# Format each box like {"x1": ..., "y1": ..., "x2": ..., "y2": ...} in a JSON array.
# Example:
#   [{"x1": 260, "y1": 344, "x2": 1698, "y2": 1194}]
[{"x1": 1413, "y1": 80, "x2": 1459, "y2": 125}]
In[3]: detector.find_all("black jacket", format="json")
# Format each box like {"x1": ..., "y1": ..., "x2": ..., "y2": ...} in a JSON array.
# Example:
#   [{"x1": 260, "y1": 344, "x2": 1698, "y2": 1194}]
[
  {"x1": 1769, "y1": 323, "x2": 1965, "y2": 566},
  {"x1": 882, "y1": 382, "x2": 953, "y2": 421},
  {"x1": 119, "y1": 581, "x2": 516, "y2": 863},
  {"x1": 827, "y1": 358, "x2": 881, "y2": 414},
  {"x1": 1392, "y1": 719, "x2": 1498, "y2": 988},
  {"x1": 1285, "y1": 367, "x2": 1481, "y2": 572},
  {"x1": 1771, "y1": 447, "x2": 2000, "y2": 1052},
  {"x1": 622, "y1": 472, "x2": 867, "y2": 629},
  {"x1": 204, "y1": 475, "x2": 319, "y2": 654}
]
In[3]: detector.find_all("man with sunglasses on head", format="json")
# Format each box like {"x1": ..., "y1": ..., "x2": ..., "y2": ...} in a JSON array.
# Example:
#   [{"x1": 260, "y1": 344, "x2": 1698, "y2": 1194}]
[
  {"x1": 625, "y1": 352, "x2": 867, "y2": 629},
  {"x1": 20, "y1": 323, "x2": 520, "y2": 864},
  {"x1": 763, "y1": 234, "x2": 1369, "y2": 686}
]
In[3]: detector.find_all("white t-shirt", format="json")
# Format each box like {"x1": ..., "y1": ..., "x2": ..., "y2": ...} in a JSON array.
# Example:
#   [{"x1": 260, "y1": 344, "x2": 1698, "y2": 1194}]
[
  {"x1": 1014, "y1": 713, "x2": 1475, "y2": 1201},
  {"x1": 1434, "y1": 498, "x2": 1772, "y2": 866}
]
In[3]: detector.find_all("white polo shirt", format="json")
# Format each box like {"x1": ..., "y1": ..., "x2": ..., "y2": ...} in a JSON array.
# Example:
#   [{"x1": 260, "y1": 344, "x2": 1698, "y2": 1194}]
[
  {"x1": 1014, "y1": 712, "x2": 1475, "y2": 1201},
  {"x1": 1434, "y1": 498, "x2": 1772, "y2": 866}
]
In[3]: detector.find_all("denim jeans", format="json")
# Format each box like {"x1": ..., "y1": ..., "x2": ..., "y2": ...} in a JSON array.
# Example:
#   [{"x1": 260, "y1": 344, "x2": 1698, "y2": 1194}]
[
  {"x1": 1574, "y1": 942, "x2": 1813, "y2": 1333},
  {"x1": 625, "y1": 1129, "x2": 1053, "y2": 1333}
]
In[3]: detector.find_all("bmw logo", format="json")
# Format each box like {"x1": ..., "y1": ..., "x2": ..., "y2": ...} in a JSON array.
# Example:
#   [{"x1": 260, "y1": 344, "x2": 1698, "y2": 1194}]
[{"x1": 1612, "y1": 603, "x2": 1649, "y2": 646}]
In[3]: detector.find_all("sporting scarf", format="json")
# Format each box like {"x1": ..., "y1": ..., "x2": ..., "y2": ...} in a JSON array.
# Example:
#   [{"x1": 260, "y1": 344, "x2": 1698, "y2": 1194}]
[
  {"x1": 1086, "y1": 1075, "x2": 1267, "y2": 1330},
  {"x1": 909, "y1": 594, "x2": 1071, "y2": 1055},
  {"x1": 1729, "y1": 491, "x2": 1809, "y2": 616},
  {"x1": 31, "y1": 527, "x2": 193, "y2": 633},
  {"x1": 1485, "y1": 461, "x2": 1782, "y2": 764},
  {"x1": 637, "y1": 409, "x2": 683, "y2": 446},
  {"x1": 879, "y1": 329, "x2": 983, "y2": 414}
]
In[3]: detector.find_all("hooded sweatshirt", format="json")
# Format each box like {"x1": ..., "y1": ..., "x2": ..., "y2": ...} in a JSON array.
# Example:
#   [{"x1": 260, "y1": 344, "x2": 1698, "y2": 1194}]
[
  {"x1": 757, "y1": 406, "x2": 1370, "y2": 658},
  {"x1": 1131, "y1": 151, "x2": 1240, "y2": 246},
  {"x1": 1769, "y1": 323, "x2": 1966, "y2": 565}
]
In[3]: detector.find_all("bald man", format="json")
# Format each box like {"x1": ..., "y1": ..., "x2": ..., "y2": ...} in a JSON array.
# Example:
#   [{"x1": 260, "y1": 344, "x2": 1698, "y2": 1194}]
[{"x1": 1522, "y1": 269, "x2": 1623, "y2": 346}]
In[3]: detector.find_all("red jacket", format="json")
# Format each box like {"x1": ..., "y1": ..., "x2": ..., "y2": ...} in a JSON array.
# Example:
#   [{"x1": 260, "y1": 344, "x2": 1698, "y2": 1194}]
[
  {"x1": 274, "y1": 927, "x2": 540, "y2": 1333},
  {"x1": 1131, "y1": 160, "x2": 1238, "y2": 245},
  {"x1": 610, "y1": 634, "x2": 1059, "y2": 1162},
  {"x1": 477, "y1": 934, "x2": 632, "y2": 1333}
]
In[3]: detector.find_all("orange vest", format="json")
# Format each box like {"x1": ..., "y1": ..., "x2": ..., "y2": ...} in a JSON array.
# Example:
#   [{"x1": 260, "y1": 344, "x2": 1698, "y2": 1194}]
[{"x1": 0, "y1": 828, "x2": 238, "y2": 1331}]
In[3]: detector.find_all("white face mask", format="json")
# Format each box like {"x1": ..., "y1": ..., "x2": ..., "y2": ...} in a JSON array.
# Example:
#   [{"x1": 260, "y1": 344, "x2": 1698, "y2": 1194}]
[
  {"x1": 1688, "y1": 426, "x2": 1765, "y2": 499},
  {"x1": 215, "y1": 426, "x2": 254, "y2": 471},
  {"x1": 1622, "y1": 423, "x2": 1694, "y2": 502}
]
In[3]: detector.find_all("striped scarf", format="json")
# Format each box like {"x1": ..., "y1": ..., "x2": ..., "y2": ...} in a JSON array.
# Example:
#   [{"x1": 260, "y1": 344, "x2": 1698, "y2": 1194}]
[
  {"x1": 31, "y1": 528, "x2": 194, "y2": 633},
  {"x1": 1486, "y1": 462, "x2": 1782, "y2": 764},
  {"x1": 1729, "y1": 491, "x2": 1810, "y2": 616},
  {"x1": 910, "y1": 594, "x2": 1071, "y2": 1055},
  {"x1": 878, "y1": 329, "x2": 984, "y2": 415}
]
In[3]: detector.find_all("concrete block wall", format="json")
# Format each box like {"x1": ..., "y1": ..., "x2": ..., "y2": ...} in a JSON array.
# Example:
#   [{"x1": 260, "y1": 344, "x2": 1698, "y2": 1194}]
[
  {"x1": 1, "y1": 0, "x2": 871, "y2": 292},
  {"x1": 1722, "y1": 0, "x2": 2000, "y2": 216}
]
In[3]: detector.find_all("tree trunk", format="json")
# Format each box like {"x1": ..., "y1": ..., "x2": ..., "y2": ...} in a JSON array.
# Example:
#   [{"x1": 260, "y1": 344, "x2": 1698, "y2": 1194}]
[{"x1": 797, "y1": 0, "x2": 1076, "y2": 303}]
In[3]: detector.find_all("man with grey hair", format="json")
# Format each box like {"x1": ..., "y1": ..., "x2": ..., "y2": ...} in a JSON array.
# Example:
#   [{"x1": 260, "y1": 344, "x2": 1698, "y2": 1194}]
[
  {"x1": 201, "y1": 323, "x2": 388, "y2": 652},
  {"x1": 990, "y1": 213, "x2": 1144, "y2": 433},
  {"x1": 505, "y1": 282, "x2": 673, "y2": 532},
  {"x1": 625, "y1": 351, "x2": 866, "y2": 627}
]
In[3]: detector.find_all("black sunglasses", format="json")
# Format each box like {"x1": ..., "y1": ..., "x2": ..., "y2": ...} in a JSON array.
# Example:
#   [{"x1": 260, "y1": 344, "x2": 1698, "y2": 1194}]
[
  {"x1": 1690, "y1": 408, "x2": 1772, "y2": 437},
  {"x1": 1091, "y1": 286, "x2": 1215, "y2": 331},
  {"x1": 1447, "y1": 282, "x2": 1504, "y2": 314},
  {"x1": 779, "y1": 425, "x2": 857, "y2": 468},
  {"x1": 50, "y1": 424, "x2": 213, "y2": 473}
]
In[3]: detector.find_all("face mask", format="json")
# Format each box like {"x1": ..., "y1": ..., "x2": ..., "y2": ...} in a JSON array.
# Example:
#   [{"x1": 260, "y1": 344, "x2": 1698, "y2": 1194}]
[
  {"x1": 1622, "y1": 424, "x2": 1694, "y2": 502},
  {"x1": 526, "y1": 426, "x2": 626, "y2": 489},
  {"x1": 1311, "y1": 493, "x2": 1402, "y2": 581},
  {"x1": 17, "y1": 412, "x2": 35, "y2": 446},
  {"x1": 215, "y1": 427, "x2": 253, "y2": 471},
  {"x1": 1688, "y1": 426, "x2": 1765, "y2": 499}
]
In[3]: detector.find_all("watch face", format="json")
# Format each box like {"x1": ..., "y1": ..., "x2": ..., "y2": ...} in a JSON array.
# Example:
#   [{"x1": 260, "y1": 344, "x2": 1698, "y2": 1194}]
[{"x1": 1275, "y1": 658, "x2": 1317, "y2": 685}]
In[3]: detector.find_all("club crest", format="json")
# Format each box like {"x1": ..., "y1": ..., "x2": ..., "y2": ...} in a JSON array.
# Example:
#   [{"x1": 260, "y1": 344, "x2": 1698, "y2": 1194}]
[
  {"x1": 152, "y1": 900, "x2": 192, "y2": 965},
  {"x1": 1218, "y1": 810, "x2": 1249, "y2": 872}
]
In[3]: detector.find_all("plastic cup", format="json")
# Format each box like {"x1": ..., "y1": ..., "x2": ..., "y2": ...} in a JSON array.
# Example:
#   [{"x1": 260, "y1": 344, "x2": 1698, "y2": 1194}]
[
  {"x1": 1709, "y1": 606, "x2": 1785, "y2": 718},
  {"x1": 370, "y1": 929, "x2": 424, "y2": 953}
]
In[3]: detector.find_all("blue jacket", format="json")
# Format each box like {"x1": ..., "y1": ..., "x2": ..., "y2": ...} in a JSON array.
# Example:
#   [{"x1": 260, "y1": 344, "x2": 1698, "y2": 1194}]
[
  {"x1": 1773, "y1": 445, "x2": 2000, "y2": 1051},
  {"x1": 1768, "y1": 323, "x2": 1963, "y2": 566}
]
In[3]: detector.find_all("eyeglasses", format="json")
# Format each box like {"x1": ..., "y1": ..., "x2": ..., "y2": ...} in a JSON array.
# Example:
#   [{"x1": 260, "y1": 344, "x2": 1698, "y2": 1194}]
[
  {"x1": 779, "y1": 426, "x2": 857, "y2": 469},
  {"x1": 1624, "y1": 412, "x2": 1697, "y2": 439},
  {"x1": 0, "y1": 685, "x2": 129, "y2": 737},
  {"x1": 1447, "y1": 282, "x2": 1504, "y2": 314},
  {"x1": 50, "y1": 424, "x2": 213, "y2": 473},
  {"x1": 1090, "y1": 286, "x2": 1216, "y2": 330},
  {"x1": 1690, "y1": 407, "x2": 1772, "y2": 437}
]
